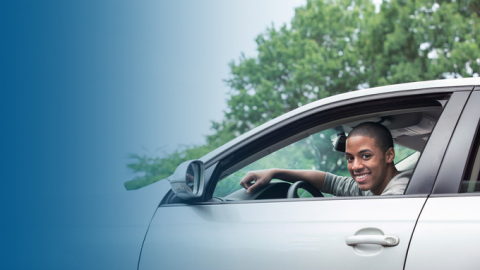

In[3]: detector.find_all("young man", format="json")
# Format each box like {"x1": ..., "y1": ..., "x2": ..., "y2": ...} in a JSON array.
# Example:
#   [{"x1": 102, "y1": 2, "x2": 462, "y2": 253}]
[{"x1": 239, "y1": 122, "x2": 412, "y2": 196}]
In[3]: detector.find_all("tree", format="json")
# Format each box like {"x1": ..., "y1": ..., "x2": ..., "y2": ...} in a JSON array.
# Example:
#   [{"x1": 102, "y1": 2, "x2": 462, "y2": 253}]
[
  {"x1": 226, "y1": 0, "x2": 376, "y2": 134},
  {"x1": 125, "y1": 0, "x2": 480, "y2": 190},
  {"x1": 360, "y1": 0, "x2": 480, "y2": 86}
]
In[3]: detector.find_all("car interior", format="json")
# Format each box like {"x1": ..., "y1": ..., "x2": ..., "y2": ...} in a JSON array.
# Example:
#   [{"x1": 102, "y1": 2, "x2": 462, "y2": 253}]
[{"x1": 213, "y1": 102, "x2": 445, "y2": 201}]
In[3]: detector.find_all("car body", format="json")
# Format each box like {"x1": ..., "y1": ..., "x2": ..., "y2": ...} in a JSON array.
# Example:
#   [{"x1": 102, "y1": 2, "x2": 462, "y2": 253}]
[{"x1": 139, "y1": 78, "x2": 480, "y2": 269}]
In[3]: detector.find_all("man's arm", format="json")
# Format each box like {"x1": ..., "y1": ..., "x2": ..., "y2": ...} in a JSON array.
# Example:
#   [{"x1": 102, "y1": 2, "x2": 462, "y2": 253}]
[{"x1": 239, "y1": 169, "x2": 327, "y2": 194}]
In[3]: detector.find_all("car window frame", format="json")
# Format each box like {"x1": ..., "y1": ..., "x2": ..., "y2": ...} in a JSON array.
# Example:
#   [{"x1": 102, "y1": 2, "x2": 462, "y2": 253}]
[
  {"x1": 405, "y1": 90, "x2": 473, "y2": 194},
  {"x1": 202, "y1": 90, "x2": 470, "y2": 202},
  {"x1": 431, "y1": 87, "x2": 480, "y2": 195}
]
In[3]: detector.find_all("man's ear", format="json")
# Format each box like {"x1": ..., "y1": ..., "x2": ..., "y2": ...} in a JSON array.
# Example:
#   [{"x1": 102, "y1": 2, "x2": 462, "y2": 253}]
[{"x1": 385, "y1": 147, "x2": 395, "y2": 163}]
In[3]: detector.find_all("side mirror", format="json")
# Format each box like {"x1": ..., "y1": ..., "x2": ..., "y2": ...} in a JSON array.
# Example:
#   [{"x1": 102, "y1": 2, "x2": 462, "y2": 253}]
[{"x1": 168, "y1": 160, "x2": 205, "y2": 200}]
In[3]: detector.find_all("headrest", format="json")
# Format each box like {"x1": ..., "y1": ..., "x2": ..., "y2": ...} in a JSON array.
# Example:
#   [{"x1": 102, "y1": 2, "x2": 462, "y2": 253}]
[{"x1": 334, "y1": 133, "x2": 347, "y2": 152}]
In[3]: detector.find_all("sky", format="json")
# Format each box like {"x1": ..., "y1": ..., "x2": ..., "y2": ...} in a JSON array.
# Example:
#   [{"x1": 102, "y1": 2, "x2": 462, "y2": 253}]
[
  {"x1": 1, "y1": 0, "x2": 306, "y2": 195},
  {"x1": 130, "y1": 0, "x2": 306, "y2": 154},
  {"x1": 0, "y1": 1, "x2": 306, "y2": 268}
]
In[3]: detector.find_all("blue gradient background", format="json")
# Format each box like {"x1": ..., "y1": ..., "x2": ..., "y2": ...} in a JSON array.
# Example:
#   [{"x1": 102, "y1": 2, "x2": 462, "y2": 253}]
[{"x1": 1, "y1": 1, "x2": 303, "y2": 269}]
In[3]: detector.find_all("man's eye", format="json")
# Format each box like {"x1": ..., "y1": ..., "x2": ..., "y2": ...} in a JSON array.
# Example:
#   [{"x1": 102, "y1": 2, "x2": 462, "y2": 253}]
[
  {"x1": 346, "y1": 156, "x2": 353, "y2": 162},
  {"x1": 362, "y1": 154, "x2": 371, "y2": 159}
]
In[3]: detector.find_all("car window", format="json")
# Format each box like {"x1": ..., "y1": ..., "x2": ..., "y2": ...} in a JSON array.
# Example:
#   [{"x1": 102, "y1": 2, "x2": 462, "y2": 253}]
[
  {"x1": 213, "y1": 128, "x2": 346, "y2": 198},
  {"x1": 461, "y1": 125, "x2": 480, "y2": 193},
  {"x1": 394, "y1": 145, "x2": 417, "y2": 164},
  {"x1": 213, "y1": 126, "x2": 418, "y2": 198}
]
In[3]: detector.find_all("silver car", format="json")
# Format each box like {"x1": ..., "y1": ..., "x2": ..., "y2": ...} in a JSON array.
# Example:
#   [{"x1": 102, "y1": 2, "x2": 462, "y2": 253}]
[{"x1": 139, "y1": 78, "x2": 480, "y2": 270}]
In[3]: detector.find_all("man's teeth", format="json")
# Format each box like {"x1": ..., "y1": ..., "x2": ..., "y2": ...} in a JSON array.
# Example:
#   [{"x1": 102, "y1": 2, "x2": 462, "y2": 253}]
[{"x1": 356, "y1": 174, "x2": 369, "y2": 180}]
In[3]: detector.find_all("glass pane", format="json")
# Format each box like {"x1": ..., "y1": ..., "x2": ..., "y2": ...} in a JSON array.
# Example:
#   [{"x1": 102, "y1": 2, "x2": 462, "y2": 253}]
[
  {"x1": 393, "y1": 144, "x2": 417, "y2": 164},
  {"x1": 297, "y1": 188, "x2": 314, "y2": 198},
  {"x1": 214, "y1": 128, "x2": 348, "y2": 197},
  {"x1": 461, "y1": 128, "x2": 480, "y2": 193}
]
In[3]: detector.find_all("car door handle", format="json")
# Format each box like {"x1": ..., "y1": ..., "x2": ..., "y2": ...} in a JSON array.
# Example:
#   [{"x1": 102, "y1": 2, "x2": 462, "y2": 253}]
[{"x1": 346, "y1": 235, "x2": 399, "y2": 246}]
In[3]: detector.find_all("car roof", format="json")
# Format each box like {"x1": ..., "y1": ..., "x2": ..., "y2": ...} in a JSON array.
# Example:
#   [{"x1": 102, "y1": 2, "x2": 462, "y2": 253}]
[{"x1": 201, "y1": 78, "x2": 480, "y2": 163}]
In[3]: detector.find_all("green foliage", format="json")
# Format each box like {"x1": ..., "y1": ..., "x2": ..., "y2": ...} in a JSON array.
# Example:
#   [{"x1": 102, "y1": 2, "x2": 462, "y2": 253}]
[
  {"x1": 360, "y1": 0, "x2": 480, "y2": 86},
  {"x1": 126, "y1": 0, "x2": 480, "y2": 190},
  {"x1": 225, "y1": 0, "x2": 376, "y2": 134}
]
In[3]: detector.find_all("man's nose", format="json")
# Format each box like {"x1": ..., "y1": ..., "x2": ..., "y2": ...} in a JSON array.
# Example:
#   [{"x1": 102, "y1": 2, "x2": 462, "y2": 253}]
[{"x1": 352, "y1": 159, "x2": 364, "y2": 171}]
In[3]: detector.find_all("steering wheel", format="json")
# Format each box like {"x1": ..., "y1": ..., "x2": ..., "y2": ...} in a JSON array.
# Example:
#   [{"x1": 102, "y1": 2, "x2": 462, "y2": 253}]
[{"x1": 287, "y1": 181, "x2": 324, "y2": 198}]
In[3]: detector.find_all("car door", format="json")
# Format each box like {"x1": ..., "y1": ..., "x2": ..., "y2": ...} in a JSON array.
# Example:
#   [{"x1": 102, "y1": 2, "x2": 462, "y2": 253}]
[
  {"x1": 139, "y1": 88, "x2": 471, "y2": 270},
  {"x1": 405, "y1": 88, "x2": 480, "y2": 269}
]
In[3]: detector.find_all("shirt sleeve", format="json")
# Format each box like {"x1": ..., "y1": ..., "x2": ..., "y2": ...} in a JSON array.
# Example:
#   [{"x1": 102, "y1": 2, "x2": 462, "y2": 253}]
[{"x1": 321, "y1": 173, "x2": 368, "y2": 196}]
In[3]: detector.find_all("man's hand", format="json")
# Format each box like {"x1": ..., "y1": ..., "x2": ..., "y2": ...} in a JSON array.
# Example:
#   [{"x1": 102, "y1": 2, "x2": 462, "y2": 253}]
[{"x1": 239, "y1": 169, "x2": 275, "y2": 194}]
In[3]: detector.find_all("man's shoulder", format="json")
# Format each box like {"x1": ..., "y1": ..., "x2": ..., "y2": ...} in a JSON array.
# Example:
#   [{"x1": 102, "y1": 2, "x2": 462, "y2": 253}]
[{"x1": 381, "y1": 170, "x2": 413, "y2": 195}]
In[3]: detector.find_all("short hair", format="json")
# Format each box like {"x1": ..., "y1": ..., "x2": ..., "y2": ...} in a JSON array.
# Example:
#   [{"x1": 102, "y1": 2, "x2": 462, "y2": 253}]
[{"x1": 347, "y1": 122, "x2": 393, "y2": 153}]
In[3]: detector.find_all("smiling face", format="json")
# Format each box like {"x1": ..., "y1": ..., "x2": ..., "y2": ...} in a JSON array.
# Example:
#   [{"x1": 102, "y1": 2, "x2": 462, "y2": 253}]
[{"x1": 345, "y1": 135, "x2": 395, "y2": 195}]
